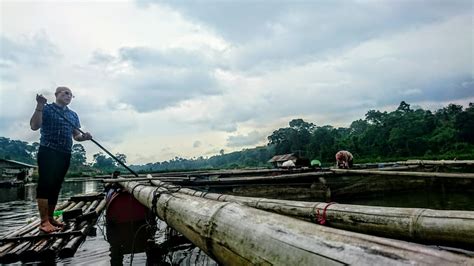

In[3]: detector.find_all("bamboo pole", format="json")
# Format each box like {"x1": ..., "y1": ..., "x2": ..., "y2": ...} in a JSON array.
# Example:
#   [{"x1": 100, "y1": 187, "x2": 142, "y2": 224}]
[
  {"x1": 118, "y1": 179, "x2": 473, "y2": 265},
  {"x1": 102, "y1": 176, "x2": 188, "y2": 183},
  {"x1": 58, "y1": 198, "x2": 107, "y2": 258},
  {"x1": 0, "y1": 231, "x2": 83, "y2": 242},
  {"x1": 20, "y1": 201, "x2": 90, "y2": 262},
  {"x1": 43, "y1": 200, "x2": 97, "y2": 255},
  {"x1": 0, "y1": 201, "x2": 76, "y2": 262},
  {"x1": 101, "y1": 171, "x2": 335, "y2": 184},
  {"x1": 152, "y1": 179, "x2": 474, "y2": 249},
  {"x1": 397, "y1": 160, "x2": 474, "y2": 166},
  {"x1": 331, "y1": 168, "x2": 474, "y2": 179},
  {"x1": 0, "y1": 196, "x2": 105, "y2": 264},
  {"x1": 373, "y1": 165, "x2": 420, "y2": 171}
]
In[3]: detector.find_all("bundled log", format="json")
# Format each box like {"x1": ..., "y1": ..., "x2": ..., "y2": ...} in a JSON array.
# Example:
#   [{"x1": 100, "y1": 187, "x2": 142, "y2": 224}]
[
  {"x1": 150, "y1": 180, "x2": 474, "y2": 249},
  {"x1": 118, "y1": 179, "x2": 473, "y2": 265},
  {"x1": 331, "y1": 168, "x2": 474, "y2": 179}
]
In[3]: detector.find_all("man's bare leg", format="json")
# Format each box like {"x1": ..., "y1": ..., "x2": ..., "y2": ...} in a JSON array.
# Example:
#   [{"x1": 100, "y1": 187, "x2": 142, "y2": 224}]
[
  {"x1": 38, "y1": 198, "x2": 58, "y2": 233},
  {"x1": 48, "y1": 204, "x2": 65, "y2": 228}
]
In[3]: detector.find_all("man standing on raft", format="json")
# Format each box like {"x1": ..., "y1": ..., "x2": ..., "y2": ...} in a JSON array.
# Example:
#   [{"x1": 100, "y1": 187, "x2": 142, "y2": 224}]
[{"x1": 30, "y1": 87, "x2": 92, "y2": 233}]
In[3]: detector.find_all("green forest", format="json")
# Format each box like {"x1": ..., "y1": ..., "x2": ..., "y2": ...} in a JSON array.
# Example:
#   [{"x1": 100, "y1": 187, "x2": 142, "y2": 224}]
[{"x1": 1, "y1": 101, "x2": 473, "y2": 176}]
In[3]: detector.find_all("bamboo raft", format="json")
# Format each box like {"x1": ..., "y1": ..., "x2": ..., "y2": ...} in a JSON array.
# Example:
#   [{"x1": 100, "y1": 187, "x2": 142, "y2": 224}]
[
  {"x1": 0, "y1": 192, "x2": 106, "y2": 264},
  {"x1": 115, "y1": 176, "x2": 474, "y2": 265},
  {"x1": 148, "y1": 179, "x2": 474, "y2": 249}
]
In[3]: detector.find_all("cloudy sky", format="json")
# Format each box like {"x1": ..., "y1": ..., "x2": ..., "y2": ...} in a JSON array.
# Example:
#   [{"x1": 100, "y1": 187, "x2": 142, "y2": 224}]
[{"x1": 0, "y1": 0, "x2": 472, "y2": 164}]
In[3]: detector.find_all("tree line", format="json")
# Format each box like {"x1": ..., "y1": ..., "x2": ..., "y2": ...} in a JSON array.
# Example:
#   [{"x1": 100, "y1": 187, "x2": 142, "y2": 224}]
[
  {"x1": 268, "y1": 101, "x2": 474, "y2": 164},
  {"x1": 1, "y1": 101, "x2": 473, "y2": 175}
]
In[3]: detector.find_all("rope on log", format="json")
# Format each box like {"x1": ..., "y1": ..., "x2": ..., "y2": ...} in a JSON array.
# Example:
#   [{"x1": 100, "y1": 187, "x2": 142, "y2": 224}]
[{"x1": 118, "y1": 178, "x2": 473, "y2": 265}]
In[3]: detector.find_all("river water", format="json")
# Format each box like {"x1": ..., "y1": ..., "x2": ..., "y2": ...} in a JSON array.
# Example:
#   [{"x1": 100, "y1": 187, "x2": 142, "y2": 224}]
[
  {"x1": 1, "y1": 180, "x2": 473, "y2": 264},
  {"x1": 0, "y1": 181, "x2": 216, "y2": 265}
]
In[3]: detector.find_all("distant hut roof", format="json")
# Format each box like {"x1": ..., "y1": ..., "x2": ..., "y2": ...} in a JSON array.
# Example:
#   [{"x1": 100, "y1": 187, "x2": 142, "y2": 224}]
[
  {"x1": 0, "y1": 159, "x2": 37, "y2": 169},
  {"x1": 268, "y1": 153, "x2": 298, "y2": 163}
]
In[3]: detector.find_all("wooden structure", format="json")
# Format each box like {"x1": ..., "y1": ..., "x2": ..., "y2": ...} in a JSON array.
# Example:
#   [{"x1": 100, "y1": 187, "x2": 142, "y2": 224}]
[
  {"x1": 0, "y1": 192, "x2": 106, "y2": 263},
  {"x1": 115, "y1": 177, "x2": 473, "y2": 265},
  {"x1": 268, "y1": 153, "x2": 310, "y2": 168},
  {"x1": 0, "y1": 159, "x2": 36, "y2": 187}
]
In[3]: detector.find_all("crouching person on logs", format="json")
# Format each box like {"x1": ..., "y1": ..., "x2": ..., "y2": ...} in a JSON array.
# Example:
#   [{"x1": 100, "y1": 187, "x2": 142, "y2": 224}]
[
  {"x1": 335, "y1": 150, "x2": 353, "y2": 169},
  {"x1": 30, "y1": 87, "x2": 92, "y2": 233}
]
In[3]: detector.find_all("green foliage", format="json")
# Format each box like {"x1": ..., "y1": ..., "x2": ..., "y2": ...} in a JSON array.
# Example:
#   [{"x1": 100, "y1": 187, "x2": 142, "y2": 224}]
[
  {"x1": 0, "y1": 137, "x2": 37, "y2": 164},
  {"x1": 91, "y1": 152, "x2": 127, "y2": 173},
  {"x1": 266, "y1": 101, "x2": 474, "y2": 165},
  {"x1": 70, "y1": 144, "x2": 87, "y2": 170},
  {"x1": 1, "y1": 101, "x2": 473, "y2": 173}
]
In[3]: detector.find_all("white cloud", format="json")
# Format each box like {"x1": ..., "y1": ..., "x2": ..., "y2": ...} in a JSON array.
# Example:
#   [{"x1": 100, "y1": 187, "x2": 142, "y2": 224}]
[
  {"x1": 1, "y1": 0, "x2": 472, "y2": 164},
  {"x1": 227, "y1": 130, "x2": 267, "y2": 148}
]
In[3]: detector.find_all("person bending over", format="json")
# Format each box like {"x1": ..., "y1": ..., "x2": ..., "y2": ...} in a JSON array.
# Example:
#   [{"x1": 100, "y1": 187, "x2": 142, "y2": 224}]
[{"x1": 335, "y1": 150, "x2": 353, "y2": 169}]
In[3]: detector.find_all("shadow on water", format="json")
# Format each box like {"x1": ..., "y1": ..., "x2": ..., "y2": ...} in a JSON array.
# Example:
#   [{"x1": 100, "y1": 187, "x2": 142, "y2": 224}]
[
  {"x1": 105, "y1": 219, "x2": 216, "y2": 266},
  {"x1": 106, "y1": 219, "x2": 158, "y2": 265}
]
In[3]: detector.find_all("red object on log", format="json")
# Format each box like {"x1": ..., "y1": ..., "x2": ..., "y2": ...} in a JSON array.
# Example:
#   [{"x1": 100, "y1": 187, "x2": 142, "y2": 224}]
[{"x1": 106, "y1": 191, "x2": 148, "y2": 223}]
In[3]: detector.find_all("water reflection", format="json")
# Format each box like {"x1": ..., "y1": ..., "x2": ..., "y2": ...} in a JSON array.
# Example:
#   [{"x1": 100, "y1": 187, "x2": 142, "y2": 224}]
[
  {"x1": 106, "y1": 220, "x2": 158, "y2": 265},
  {"x1": 0, "y1": 185, "x2": 36, "y2": 203},
  {"x1": 60, "y1": 181, "x2": 101, "y2": 201},
  {"x1": 1, "y1": 179, "x2": 473, "y2": 264}
]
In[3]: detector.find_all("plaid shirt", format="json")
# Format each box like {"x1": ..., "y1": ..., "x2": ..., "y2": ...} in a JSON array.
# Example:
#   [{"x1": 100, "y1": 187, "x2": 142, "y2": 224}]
[{"x1": 40, "y1": 103, "x2": 80, "y2": 153}]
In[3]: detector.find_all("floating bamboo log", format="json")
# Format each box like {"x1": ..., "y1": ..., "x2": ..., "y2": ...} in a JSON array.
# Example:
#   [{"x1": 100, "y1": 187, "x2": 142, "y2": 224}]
[
  {"x1": 373, "y1": 165, "x2": 420, "y2": 171},
  {"x1": 150, "y1": 179, "x2": 474, "y2": 249},
  {"x1": 181, "y1": 171, "x2": 335, "y2": 189},
  {"x1": 0, "y1": 201, "x2": 73, "y2": 256},
  {"x1": 101, "y1": 171, "x2": 335, "y2": 184},
  {"x1": 118, "y1": 179, "x2": 473, "y2": 265},
  {"x1": 58, "y1": 199, "x2": 106, "y2": 258},
  {"x1": 397, "y1": 160, "x2": 474, "y2": 166},
  {"x1": 37, "y1": 200, "x2": 98, "y2": 257},
  {"x1": 102, "y1": 176, "x2": 189, "y2": 183},
  {"x1": 20, "y1": 201, "x2": 89, "y2": 262},
  {"x1": 331, "y1": 168, "x2": 474, "y2": 179},
  {"x1": 0, "y1": 193, "x2": 106, "y2": 264}
]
